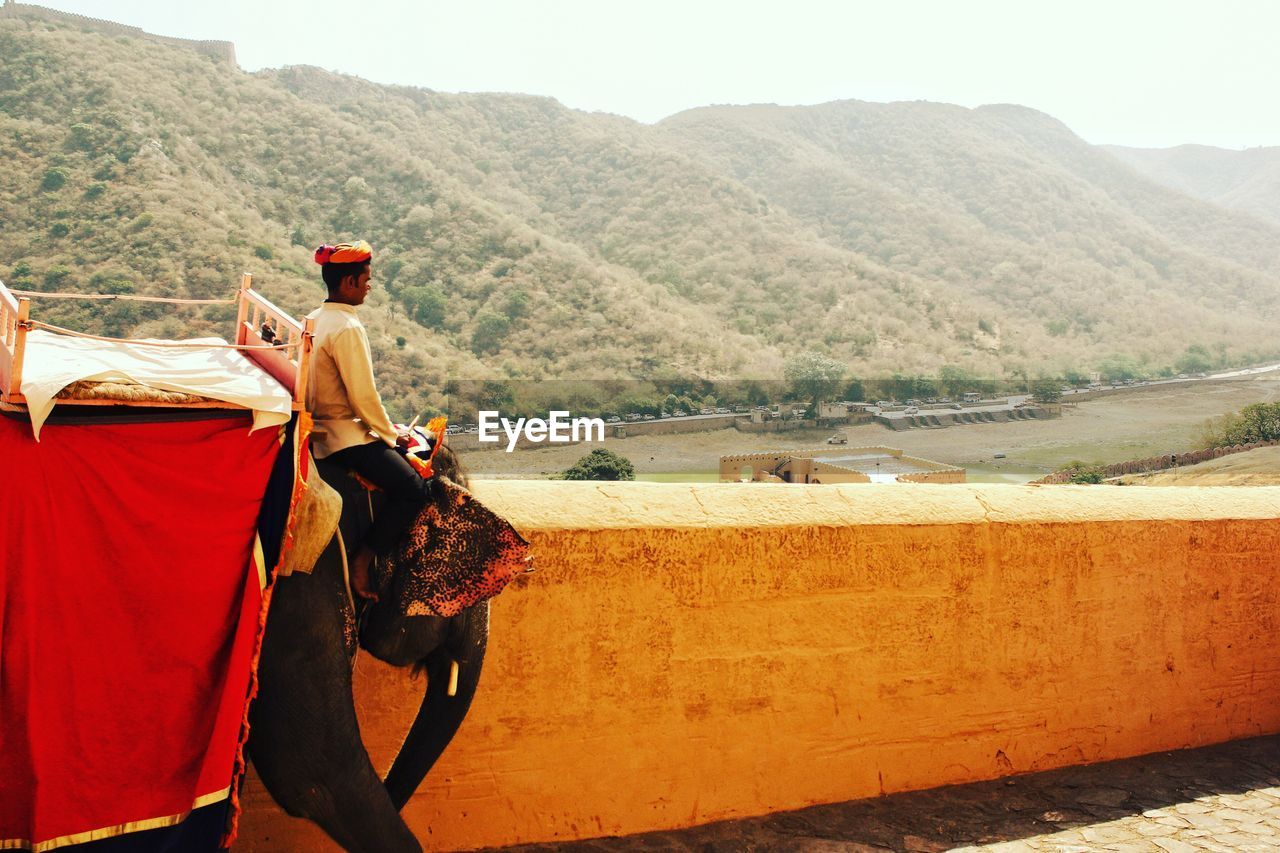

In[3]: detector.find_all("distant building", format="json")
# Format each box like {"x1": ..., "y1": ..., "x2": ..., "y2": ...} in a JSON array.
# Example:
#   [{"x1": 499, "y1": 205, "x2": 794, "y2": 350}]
[
  {"x1": 719, "y1": 446, "x2": 965, "y2": 484},
  {"x1": 817, "y1": 401, "x2": 876, "y2": 423}
]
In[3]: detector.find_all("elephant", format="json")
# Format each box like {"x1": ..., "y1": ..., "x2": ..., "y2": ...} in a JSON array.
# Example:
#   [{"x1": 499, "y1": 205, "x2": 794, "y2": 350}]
[{"x1": 248, "y1": 443, "x2": 488, "y2": 852}]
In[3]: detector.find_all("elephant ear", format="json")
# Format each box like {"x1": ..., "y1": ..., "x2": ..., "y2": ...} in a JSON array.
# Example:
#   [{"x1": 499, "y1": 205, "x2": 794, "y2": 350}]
[{"x1": 375, "y1": 479, "x2": 530, "y2": 617}]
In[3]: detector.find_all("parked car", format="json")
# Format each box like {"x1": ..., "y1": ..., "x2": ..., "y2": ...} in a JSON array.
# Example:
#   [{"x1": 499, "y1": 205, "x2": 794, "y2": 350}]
[{"x1": 904, "y1": 406, "x2": 919, "y2": 415}]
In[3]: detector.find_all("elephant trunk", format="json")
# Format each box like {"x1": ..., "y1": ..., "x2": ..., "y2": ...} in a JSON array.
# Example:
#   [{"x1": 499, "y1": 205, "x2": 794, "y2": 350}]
[{"x1": 384, "y1": 600, "x2": 490, "y2": 811}]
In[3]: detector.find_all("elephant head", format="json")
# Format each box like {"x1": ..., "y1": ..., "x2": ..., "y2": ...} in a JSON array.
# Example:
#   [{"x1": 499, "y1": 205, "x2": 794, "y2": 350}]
[{"x1": 248, "y1": 443, "x2": 492, "y2": 852}]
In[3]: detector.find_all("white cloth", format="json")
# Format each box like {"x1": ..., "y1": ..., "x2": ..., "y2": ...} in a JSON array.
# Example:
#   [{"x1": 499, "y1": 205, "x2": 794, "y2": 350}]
[{"x1": 20, "y1": 330, "x2": 294, "y2": 439}]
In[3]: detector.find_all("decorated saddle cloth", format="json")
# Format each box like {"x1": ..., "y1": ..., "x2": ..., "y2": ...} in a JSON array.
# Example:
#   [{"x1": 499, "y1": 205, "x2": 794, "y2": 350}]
[{"x1": 371, "y1": 478, "x2": 530, "y2": 616}]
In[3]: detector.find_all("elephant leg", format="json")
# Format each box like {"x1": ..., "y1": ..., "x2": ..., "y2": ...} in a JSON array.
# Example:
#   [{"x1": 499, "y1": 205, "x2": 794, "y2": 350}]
[
  {"x1": 251, "y1": 538, "x2": 421, "y2": 853},
  {"x1": 384, "y1": 600, "x2": 489, "y2": 810}
]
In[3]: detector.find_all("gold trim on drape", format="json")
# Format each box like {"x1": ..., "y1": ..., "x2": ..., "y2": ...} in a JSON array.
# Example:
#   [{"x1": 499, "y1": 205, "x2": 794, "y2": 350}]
[{"x1": 0, "y1": 787, "x2": 229, "y2": 852}]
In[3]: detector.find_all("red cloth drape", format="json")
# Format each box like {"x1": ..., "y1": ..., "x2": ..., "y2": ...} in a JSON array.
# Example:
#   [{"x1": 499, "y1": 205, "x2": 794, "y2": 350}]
[{"x1": 0, "y1": 413, "x2": 280, "y2": 849}]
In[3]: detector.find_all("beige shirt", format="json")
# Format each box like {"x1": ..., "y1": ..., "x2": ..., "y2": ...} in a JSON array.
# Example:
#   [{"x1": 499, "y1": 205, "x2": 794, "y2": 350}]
[{"x1": 305, "y1": 302, "x2": 398, "y2": 459}]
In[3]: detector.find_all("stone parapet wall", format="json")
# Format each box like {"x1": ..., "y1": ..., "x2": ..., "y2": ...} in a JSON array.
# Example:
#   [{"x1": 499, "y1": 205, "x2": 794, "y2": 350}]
[
  {"x1": 621, "y1": 414, "x2": 737, "y2": 436},
  {"x1": 236, "y1": 482, "x2": 1280, "y2": 851},
  {"x1": 734, "y1": 417, "x2": 824, "y2": 433},
  {"x1": 0, "y1": 2, "x2": 236, "y2": 65},
  {"x1": 896, "y1": 453, "x2": 965, "y2": 483},
  {"x1": 897, "y1": 469, "x2": 966, "y2": 483}
]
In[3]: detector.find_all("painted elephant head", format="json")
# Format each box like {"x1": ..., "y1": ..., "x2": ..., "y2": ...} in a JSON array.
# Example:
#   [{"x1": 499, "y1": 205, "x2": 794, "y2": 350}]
[{"x1": 248, "y1": 444, "x2": 489, "y2": 852}]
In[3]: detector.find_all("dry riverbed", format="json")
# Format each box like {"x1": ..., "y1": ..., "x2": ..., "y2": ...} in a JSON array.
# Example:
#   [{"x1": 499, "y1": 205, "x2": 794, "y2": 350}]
[{"x1": 464, "y1": 378, "x2": 1280, "y2": 481}]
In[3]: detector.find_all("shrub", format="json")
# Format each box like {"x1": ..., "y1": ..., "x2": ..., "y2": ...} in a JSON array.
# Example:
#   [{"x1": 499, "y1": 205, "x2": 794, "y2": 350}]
[
  {"x1": 470, "y1": 310, "x2": 509, "y2": 355},
  {"x1": 44, "y1": 265, "x2": 72, "y2": 288},
  {"x1": 40, "y1": 167, "x2": 69, "y2": 191},
  {"x1": 402, "y1": 285, "x2": 446, "y2": 329},
  {"x1": 562, "y1": 448, "x2": 635, "y2": 481}
]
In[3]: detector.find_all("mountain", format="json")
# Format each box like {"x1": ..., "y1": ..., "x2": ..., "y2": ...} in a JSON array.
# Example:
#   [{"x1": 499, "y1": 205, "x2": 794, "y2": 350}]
[
  {"x1": 1, "y1": 13, "x2": 1279, "y2": 420},
  {"x1": 1104, "y1": 144, "x2": 1280, "y2": 227}
]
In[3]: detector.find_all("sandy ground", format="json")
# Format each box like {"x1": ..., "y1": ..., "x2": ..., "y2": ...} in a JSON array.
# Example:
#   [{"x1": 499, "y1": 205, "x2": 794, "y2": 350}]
[{"x1": 464, "y1": 378, "x2": 1280, "y2": 480}]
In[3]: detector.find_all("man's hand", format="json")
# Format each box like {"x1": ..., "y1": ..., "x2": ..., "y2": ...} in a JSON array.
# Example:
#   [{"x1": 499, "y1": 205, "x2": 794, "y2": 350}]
[{"x1": 395, "y1": 429, "x2": 412, "y2": 450}]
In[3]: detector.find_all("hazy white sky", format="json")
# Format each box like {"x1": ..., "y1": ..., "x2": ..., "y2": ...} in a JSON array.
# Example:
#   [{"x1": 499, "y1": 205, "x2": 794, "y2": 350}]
[{"x1": 30, "y1": 0, "x2": 1280, "y2": 149}]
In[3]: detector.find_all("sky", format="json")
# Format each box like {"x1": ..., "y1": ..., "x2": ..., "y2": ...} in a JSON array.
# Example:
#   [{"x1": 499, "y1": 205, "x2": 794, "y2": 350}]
[{"x1": 27, "y1": 0, "x2": 1280, "y2": 150}]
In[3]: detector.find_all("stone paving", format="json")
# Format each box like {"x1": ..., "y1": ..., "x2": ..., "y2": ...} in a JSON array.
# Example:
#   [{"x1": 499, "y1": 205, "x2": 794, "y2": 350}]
[{"x1": 494, "y1": 735, "x2": 1280, "y2": 852}]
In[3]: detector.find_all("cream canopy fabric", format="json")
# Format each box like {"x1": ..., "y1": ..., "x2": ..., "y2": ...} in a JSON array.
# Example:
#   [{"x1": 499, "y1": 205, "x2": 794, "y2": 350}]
[{"x1": 20, "y1": 330, "x2": 293, "y2": 439}]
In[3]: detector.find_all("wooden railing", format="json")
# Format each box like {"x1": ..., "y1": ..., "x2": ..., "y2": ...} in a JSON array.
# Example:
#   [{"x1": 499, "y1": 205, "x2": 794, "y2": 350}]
[
  {"x1": 0, "y1": 281, "x2": 31, "y2": 405},
  {"x1": 0, "y1": 275, "x2": 310, "y2": 409},
  {"x1": 234, "y1": 273, "x2": 313, "y2": 407}
]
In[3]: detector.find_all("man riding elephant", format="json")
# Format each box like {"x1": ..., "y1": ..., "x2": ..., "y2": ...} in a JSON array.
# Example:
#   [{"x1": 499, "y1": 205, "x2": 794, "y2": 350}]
[{"x1": 307, "y1": 240, "x2": 433, "y2": 602}]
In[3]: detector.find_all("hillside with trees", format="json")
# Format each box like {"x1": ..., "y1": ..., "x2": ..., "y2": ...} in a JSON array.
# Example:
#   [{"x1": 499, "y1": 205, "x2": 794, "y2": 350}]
[
  {"x1": 1105, "y1": 144, "x2": 1280, "y2": 227},
  {"x1": 2, "y1": 15, "x2": 1279, "y2": 419}
]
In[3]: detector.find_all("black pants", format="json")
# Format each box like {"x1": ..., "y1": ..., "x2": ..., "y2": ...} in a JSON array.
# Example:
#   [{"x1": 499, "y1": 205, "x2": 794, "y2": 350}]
[{"x1": 327, "y1": 441, "x2": 433, "y2": 556}]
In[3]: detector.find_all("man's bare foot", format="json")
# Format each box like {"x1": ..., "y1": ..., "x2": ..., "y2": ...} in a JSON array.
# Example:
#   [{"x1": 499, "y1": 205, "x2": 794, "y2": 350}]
[{"x1": 350, "y1": 548, "x2": 379, "y2": 602}]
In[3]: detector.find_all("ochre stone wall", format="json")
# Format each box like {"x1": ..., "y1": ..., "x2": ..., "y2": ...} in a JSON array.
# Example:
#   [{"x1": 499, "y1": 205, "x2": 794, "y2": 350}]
[{"x1": 235, "y1": 482, "x2": 1280, "y2": 851}]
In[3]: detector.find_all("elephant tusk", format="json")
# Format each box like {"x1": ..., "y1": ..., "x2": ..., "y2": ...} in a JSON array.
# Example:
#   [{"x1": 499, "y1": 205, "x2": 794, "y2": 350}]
[{"x1": 447, "y1": 659, "x2": 459, "y2": 697}]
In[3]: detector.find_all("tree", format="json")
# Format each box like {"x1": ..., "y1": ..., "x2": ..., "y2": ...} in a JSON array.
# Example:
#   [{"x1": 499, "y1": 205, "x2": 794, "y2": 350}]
[
  {"x1": 403, "y1": 285, "x2": 446, "y2": 330},
  {"x1": 1031, "y1": 379, "x2": 1062, "y2": 404},
  {"x1": 1207, "y1": 402, "x2": 1280, "y2": 447},
  {"x1": 562, "y1": 448, "x2": 635, "y2": 481},
  {"x1": 784, "y1": 351, "x2": 845, "y2": 415},
  {"x1": 502, "y1": 289, "x2": 530, "y2": 320},
  {"x1": 938, "y1": 364, "x2": 971, "y2": 397},
  {"x1": 471, "y1": 311, "x2": 509, "y2": 354},
  {"x1": 1175, "y1": 344, "x2": 1213, "y2": 375},
  {"x1": 1098, "y1": 353, "x2": 1140, "y2": 382}
]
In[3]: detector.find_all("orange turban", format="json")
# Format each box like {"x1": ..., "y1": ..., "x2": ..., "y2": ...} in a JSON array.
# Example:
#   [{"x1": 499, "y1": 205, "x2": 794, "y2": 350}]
[{"x1": 314, "y1": 240, "x2": 372, "y2": 265}]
